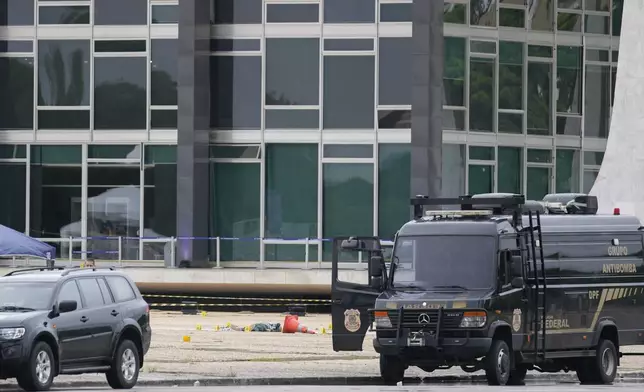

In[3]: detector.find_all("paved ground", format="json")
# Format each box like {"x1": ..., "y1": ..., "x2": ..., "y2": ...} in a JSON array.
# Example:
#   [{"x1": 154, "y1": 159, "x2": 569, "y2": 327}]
[
  {"x1": 2, "y1": 310, "x2": 644, "y2": 389},
  {"x1": 0, "y1": 385, "x2": 642, "y2": 392}
]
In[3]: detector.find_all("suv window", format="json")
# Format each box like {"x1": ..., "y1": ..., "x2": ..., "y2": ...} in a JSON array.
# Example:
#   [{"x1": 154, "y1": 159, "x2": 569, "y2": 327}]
[
  {"x1": 58, "y1": 280, "x2": 82, "y2": 309},
  {"x1": 106, "y1": 276, "x2": 136, "y2": 302},
  {"x1": 78, "y1": 278, "x2": 105, "y2": 308},
  {"x1": 97, "y1": 278, "x2": 114, "y2": 304}
]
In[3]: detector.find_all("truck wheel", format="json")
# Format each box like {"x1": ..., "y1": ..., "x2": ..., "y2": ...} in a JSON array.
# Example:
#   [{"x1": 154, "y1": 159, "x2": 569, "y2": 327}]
[
  {"x1": 106, "y1": 339, "x2": 140, "y2": 389},
  {"x1": 576, "y1": 362, "x2": 597, "y2": 384},
  {"x1": 579, "y1": 339, "x2": 617, "y2": 385},
  {"x1": 507, "y1": 365, "x2": 528, "y2": 385},
  {"x1": 16, "y1": 341, "x2": 55, "y2": 391},
  {"x1": 380, "y1": 354, "x2": 406, "y2": 385},
  {"x1": 484, "y1": 339, "x2": 511, "y2": 385}
]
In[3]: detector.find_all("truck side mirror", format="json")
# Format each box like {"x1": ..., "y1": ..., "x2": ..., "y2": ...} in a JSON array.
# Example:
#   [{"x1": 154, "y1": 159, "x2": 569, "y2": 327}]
[
  {"x1": 511, "y1": 277, "x2": 524, "y2": 289},
  {"x1": 370, "y1": 275, "x2": 384, "y2": 289},
  {"x1": 370, "y1": 256, "x2": 383, "y2": 278},
  {"x1": 341, "y1": 238, "x2": 363, "y2": 250}
]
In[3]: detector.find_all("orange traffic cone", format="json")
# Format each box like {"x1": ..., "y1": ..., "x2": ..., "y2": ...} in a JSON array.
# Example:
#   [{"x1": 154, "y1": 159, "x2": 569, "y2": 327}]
[{"x1": 283, "y1": 314, "x2": 313, "y2": 334}]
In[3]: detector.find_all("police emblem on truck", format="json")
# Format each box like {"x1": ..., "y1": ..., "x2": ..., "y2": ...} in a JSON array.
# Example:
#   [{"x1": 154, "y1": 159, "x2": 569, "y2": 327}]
[
  {"x1": 512, "y1": 308, "x2": 522, "y2": 332},
  {"x1": 344, "y1": 309, "x2": 361, "y2": 332}
]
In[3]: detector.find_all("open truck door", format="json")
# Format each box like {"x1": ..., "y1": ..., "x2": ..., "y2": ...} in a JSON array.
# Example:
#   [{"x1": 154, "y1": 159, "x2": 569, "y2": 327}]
[{"x1": 331, "y1": 236, "x2": 386, "y2": 352}]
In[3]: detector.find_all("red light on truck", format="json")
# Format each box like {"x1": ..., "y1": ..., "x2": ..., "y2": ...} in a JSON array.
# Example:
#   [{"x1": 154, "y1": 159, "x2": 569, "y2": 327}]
[{"x1": 614, "y1": 208, "x2": 620, "y2": 215}]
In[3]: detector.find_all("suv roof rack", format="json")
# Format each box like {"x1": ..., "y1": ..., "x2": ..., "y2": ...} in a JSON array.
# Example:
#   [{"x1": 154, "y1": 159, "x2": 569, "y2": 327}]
[
  {"x1": 3, "y1": 266, "x2": 117, "y2": 277},
  {"x1": 61, "y1": 266, "x2": 116, "y2": 276},
  {"x1": 4, "y1": 267, "x2": 66, "y2": 277}
]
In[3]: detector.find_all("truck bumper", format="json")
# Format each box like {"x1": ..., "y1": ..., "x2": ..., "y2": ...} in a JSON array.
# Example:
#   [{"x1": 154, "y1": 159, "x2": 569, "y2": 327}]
[{"x1": 373, "y1": 335, "x2": 492, "y2": 360}]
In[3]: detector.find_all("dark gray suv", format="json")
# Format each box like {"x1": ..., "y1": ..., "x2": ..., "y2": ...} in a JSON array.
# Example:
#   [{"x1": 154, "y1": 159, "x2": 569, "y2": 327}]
[{"x1": 0, "y1": 267, "x2": 151, "y2": 391}]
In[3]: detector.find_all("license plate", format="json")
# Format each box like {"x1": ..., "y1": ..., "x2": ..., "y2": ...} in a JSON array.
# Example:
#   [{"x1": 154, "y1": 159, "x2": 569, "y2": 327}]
[{"x1": 407, "y1": 337, "x2": 424, "y2": 346}]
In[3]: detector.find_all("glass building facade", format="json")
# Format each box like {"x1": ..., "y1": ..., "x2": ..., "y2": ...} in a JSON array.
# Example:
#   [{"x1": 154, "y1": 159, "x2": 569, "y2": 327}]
[{"x1": 0, "y1": 0, "x2": 624, "y2": 264}]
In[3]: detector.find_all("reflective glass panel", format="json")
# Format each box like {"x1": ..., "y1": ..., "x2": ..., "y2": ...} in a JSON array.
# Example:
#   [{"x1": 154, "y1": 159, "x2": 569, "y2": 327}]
[
  {"x1": 38, "y1": 40, "x2": 90, "y2": 106},
  {"x1": 323, "y1": 163, "x2": 374, "y2": 260},
  {"x1": 265, "y1": 144, "x2": 318, "y2": 262},
  {"x1": 498, "y1": 147, "x2": 522, "y2": 193},
  {"x1": 94, "y1": 0, "x2": 147, "y2": 25},
  {"x1": 94, "y1": 57, "x2": 147, "y2": 130},
  {"x1": 210, "y1": 163, "x2": 261, "y2": 261},
  {"x1": 266, "y1": 3, "x2": 318, "y2": 23},
  {"x1": 323, "y1": 56, "x2": 375, "y2": 129},
  {"x1": 0, "y1": 0, "x2": 34, "y2": 26},
  {"x1": 469, "y1": 57, "x2": 494, "y2": 132},
  {"x1": 378, "y1": 144, "x2": 410, "y2": 240},
  {"x1": 379, "y1": 38, "x2": 411, "y2": 106},
  {"x1": 470, "y1": 0, "x2": 497, "y2": 27},
  {"x1": 444, "y1": 37, "x2": 466, "y2": 107},
  {"x1": 324, "y1": 0, "x2": 376, "y2": 23},
  {"x1": 213, "y1": 0, "x2": 262, "y2": 24},
  {"x1": 38, "y1": 6, "x2": 89, "y2": 24},
  {"x1": 266, "y1": 38, "x2": 319, "y2": 106},
  {"x1": 210, "y1": 56, "x2": 262, "y2": 130},
  {"x1": 527, "y1": 62, "x2": 552, "y2": 135},
  {"x1": 0, "y1": 163, "x2": 26, "y2": 233},
  {"x1": 151, "y1": 39, "x2": 178, "y2": 106},
  {"x1": 0, "y1": 57, "x2": 34, "y2": 130}
]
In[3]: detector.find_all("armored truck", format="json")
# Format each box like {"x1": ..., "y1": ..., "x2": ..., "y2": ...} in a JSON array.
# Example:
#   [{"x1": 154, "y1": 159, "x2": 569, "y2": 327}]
[{"x1": 331, "y1": 193, "x2": 644, "y2": 385}]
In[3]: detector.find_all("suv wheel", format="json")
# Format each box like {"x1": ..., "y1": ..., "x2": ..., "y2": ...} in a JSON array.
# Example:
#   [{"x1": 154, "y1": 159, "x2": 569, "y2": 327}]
[
  {"x1": 106, "y1": 339, "x2": 140, "y2": 389},
  {"x1": 17, "y1": 341, "x2": 55, "y2": 391}
]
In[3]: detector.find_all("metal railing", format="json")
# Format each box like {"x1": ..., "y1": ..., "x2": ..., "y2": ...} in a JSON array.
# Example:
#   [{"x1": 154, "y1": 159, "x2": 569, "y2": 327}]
[{"x1": 1, "y1": 236, "x2": 395, "y2": 270}]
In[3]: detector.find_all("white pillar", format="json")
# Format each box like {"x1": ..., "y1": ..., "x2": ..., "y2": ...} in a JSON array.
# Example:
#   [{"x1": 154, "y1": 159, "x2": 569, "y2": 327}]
[{"x1": 589, "y1": 1, "x2": 644, "y2": 221}]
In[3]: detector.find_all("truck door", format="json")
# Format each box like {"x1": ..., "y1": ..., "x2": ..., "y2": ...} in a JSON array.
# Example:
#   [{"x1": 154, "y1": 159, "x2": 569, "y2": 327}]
[{"x1": 331, "y1": 236, "x2": 382, "y2": 352}]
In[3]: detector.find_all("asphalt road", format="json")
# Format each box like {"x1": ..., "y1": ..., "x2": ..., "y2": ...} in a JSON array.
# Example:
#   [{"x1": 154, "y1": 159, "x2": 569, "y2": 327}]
[{"x1": 0, "y1": 384, "x2": 641, "y2": 392}]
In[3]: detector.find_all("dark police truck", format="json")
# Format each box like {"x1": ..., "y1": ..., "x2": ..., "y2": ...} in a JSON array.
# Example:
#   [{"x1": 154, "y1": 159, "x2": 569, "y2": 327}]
[{"x1": 331, "y1": 193, "x2": 644, "y2": 386}]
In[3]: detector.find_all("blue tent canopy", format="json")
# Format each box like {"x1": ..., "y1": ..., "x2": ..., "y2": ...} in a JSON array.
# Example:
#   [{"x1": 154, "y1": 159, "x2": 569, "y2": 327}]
[{"x1": 0, "y1": 225, "x2": 55, "y2": 260}]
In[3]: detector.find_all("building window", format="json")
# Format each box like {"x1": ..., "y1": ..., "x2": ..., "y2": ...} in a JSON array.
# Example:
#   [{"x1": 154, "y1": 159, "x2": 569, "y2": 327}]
[
  {"x1": 94, "y1": 0, "x2": 147, "y2": 25},
  {"x1": 323, "y1": 162, "x2": 374, "y2": 260},
  {"x1": 265, "y1": 144, "x2": 318, "y2": 262},
  {"x1": 94, "y1": 56, "x2": 147, "y2": 130},
  {"x1": 379, "y1": 38, "x2": 411, "y2": 106},
  {"x1": 30, "y1": 145, "x2": 82, "y2": 257},
  {"x1": 323, "y1": 55, "x2": 375, "y2": 129},
  {"x1": 323, "y1": 0, "x2": 376, "y2": 23},
  {"x1": 213, "y1": 0, "x2": 262, "y2": 24},
  {"x1": 210, "y1": 56, "x2": 262, "y2": 130},
  {"x1": 0, "y1": 57, "x2": 34, "y2": 130},
  {"x1": 378, "y1": 144, "x2": 410, "y2": 240}
]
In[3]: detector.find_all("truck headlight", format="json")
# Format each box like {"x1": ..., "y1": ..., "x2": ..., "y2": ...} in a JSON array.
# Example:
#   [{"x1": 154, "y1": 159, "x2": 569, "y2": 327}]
[
  {"x1": 373, "y1": 311, "x2": 392, "y2": 328},
  {"x1": 0, "y1": 327, "x2": 25, "y2": 340},
  {"x1": 459, "y1": 311, "x2": 486, "y2": 328}
]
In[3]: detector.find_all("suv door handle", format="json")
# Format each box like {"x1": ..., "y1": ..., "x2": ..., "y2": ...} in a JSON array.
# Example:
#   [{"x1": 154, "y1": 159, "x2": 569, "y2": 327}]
[
  {"x1": 110, "y1": 310, "x2": 120, "y2": 317},
  {"x1": 80, "y1": 316, "x2": 89, "y2": 323}
]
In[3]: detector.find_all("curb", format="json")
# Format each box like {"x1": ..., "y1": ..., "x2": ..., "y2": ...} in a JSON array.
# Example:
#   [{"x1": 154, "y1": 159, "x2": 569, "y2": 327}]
[{"x1": 41, "y1": 371, "x2": 644, "y2": 388}]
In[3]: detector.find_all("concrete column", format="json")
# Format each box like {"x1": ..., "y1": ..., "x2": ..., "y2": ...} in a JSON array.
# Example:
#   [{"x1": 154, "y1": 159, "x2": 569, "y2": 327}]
[
  {"x1": 176, "y1": 0, "x2": 211, "y2": 267},
  {"x1": 411, "y1": 0, "x2": 444, "y2": 200},
  {"x1": 589, "y1": 1, "x2": 644, "y2": 221}
]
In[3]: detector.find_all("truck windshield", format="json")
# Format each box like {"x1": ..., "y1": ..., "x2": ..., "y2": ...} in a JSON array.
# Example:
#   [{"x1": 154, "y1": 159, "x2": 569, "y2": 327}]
[{"x1": 391, "y1": 235, "x2": 496, "y2": 290}]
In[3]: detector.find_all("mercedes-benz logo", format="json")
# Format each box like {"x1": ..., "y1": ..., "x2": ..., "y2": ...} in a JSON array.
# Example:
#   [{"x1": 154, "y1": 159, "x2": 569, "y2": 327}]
[{"x1": 418, "y1": 313, "x2": 431, "y2": 324}]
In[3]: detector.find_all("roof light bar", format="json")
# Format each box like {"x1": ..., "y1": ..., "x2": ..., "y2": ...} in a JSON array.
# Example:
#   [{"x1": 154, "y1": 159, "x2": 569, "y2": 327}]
[{"x1": 425, "y1": 210, "x2": 493, "y2": 217}]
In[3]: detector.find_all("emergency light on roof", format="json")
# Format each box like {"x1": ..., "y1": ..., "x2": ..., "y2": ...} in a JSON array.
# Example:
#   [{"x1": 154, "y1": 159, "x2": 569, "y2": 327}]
[{"x1": 424, "y1": 210, "x2": 493, "y2": 217}]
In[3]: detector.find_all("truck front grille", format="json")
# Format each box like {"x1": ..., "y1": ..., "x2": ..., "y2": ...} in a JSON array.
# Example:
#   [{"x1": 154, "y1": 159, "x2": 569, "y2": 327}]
[{"x1": 373, "y1": 309, "x2": 463, "y2": 331}]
